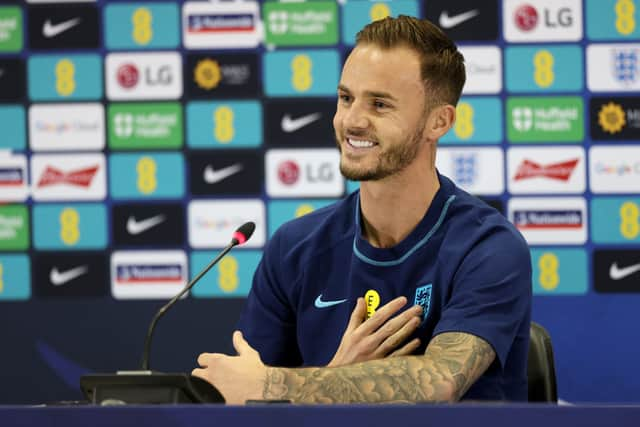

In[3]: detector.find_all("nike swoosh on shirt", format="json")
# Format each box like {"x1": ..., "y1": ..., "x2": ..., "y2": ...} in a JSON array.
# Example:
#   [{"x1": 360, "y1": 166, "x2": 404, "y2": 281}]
[
  {"x1": 50, "y1": 265, "x2": 89, "y2": 286},
  {"x1": 126, "y1": 214, "x2": 166, "y2": 235},
  {"x1": 281, "y1": 113, "x2": 322, "y2": 133},
  {"x1": 438, "y1": 9, "x2": 479, "y2": 29},
  {"x1": 203, "y1": 163, "x2": 243, "y2": 184},
  {"x1": 43, "y1": 18, "x2": 82, "y2": 38},
  {"x1": 609, "y1": 262, "x2": 640, "y2": 280},
  {"x1": 314, "y1": 294, "x2": 348, "y2": 309}
]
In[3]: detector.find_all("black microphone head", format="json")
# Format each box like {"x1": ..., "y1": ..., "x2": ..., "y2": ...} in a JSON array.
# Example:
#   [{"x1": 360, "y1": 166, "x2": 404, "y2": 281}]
[{"x1": 232, "y1": 221, "x2": 255, "y2": 245}]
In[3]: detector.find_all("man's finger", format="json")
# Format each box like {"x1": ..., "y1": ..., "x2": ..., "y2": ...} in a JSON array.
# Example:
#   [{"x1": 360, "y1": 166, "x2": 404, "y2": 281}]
[
  {"x1": 232, "y1": 330, "x2": 257, "y2": 357},
  {"x1": 374, "y1": 314, "x2": 422, "y2": 356},
  {"x1": 359, "y1": 296, "x2": 407, "y2": 334},
  {"x1": 197, "y1": 353, "x2": 214, "y2": 367},
  {"x1": 345, "y1": 297, "x2": 366, "y2": 333},
  {"x1": 388, "y1": 338, "x2": 421, "y2": 357},
  {"x1": 191, "y1": 368, "x2": 207, "y2": 379}
]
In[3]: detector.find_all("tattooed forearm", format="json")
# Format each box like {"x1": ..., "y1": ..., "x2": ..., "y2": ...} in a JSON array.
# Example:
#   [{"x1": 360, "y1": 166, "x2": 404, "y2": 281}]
[{"x1": 262, "y1": 332, "x2": 495, "y2": 404}]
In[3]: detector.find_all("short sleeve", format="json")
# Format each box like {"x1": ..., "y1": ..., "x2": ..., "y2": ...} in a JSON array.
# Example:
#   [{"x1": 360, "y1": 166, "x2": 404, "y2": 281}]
[
  {"x1": 236, "y1": 229, "x2": 302, "y2": 367},
  {"x1": 433, "y1": 228, "x2": 532, "y2": 368}
]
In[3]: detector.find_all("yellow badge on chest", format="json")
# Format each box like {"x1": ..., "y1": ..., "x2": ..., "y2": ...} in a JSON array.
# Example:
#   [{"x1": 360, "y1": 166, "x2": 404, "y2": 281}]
[{"x1": 364, "y1": 289, "x2": 380, "y2": 319}]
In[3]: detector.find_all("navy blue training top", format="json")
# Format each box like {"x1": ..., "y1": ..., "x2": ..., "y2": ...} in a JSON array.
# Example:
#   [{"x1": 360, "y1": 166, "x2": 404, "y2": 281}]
[{"x1": 238, "y1": 173, "x2": 532, "y2": 401}]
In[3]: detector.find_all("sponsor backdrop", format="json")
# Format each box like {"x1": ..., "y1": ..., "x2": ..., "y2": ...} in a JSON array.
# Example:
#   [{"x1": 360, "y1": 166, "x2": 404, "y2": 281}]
[{"x1": 0, "y1": 0, "x2": 639, "y2": 404}]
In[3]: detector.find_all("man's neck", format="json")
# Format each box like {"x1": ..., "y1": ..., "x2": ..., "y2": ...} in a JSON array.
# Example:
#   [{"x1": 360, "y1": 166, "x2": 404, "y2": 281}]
[{"x1": 359, "y1": 166, "x2": 440, "y2": 249}]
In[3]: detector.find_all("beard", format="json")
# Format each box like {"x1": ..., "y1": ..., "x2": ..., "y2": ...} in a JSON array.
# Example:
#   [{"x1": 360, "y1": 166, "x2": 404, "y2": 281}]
[{"x1": 335, "y1": 123, "x2": 425, "y2": 181}]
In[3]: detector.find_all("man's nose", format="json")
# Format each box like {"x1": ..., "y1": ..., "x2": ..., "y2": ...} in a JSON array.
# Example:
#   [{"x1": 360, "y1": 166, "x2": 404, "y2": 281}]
[{"x1": 342, "y1": 102, "x2": 369, "y2": 130}]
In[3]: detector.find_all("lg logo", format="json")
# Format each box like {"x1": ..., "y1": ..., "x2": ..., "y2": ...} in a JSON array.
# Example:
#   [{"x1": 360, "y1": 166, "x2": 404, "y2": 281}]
[
  {"x1": 514, "y1": 3, "x2": 573, "y2": 31},
  {"x1": 116, "y1": 64, "x2": 173, "y2": 89},
  {"x1": 277, "y1": 160, "x2": 334, "y2": 186}
]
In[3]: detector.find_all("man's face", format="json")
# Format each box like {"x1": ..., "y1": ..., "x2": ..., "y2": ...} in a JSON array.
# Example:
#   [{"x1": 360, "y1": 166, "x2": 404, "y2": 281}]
[{"x1": 333, "y1": 44, "x2": 430, "y2": 181}]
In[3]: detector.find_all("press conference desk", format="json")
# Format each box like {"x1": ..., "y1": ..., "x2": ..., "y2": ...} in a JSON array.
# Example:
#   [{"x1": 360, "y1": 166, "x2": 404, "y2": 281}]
[{"x1": 2, "y1": 404, "x2": 640, "y2": 427}]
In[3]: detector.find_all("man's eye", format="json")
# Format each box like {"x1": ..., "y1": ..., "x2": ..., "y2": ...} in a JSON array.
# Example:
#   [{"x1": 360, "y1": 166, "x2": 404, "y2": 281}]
[
  {"x1": 374, "y1": 101, "x2": 388, "y2": 109},
  {"x1": 339, "y1": 94, "x2": 351, "y2": 102}
]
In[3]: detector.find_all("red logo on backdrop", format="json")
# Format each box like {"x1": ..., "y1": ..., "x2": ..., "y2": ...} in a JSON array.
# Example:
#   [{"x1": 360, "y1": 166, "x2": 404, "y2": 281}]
[
  {"x1": 514, "y1": 159, "x2": 579, "y2": 181},
  {"x1": 117, "y1": 64, "x2": 139, "y2": 89},
  {"x1": 37, "y1": 165, "x2": 99, "y2": 188},
  {"x1": 514, "y1": 4, "x2": 538, "y2": 31},
  {"x1": 278, "y1": 160, "x2": 300, "y2": 185}
]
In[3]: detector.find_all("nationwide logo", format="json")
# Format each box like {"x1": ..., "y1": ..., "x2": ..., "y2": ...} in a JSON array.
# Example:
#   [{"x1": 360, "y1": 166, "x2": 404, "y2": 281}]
[
  {"x1": 37, "y1": 165, "x2": 98, "y2": 188},
  {"x1": 264, "y1": 2, "x2": 338, "y2": 46},
  {"x1": 503, "y1": 0, "x2": 582, "y2": 42},
  {"x1": 182, "y1": 1, "x2": 261, "y2": 49},
  {"x1": 589, "y1": 146, "x2": 640, "y2": 194},
  {"x1": 0, "y1": 154, "x2": 28, "y2": 202},
  {"x1": 116, "y1": 264, "x2": 183, "y2": 283},
  {"x1": 0, "y1": 168, "x2": 24, "y2": 186},
  {"x1": 507, "y1": 97, "x2": 583, "y2": 142},
  {"x1": 111, "y1": 250, "x2": 188, "y2": 299},
  {"x1": 598, "y1": 102, "x2": 626, "y2": 134},
  {"x1": 278, "y1": 160, "x2": 300, "y2": 185},
  {"x1": 0, "y1": 7, "x2": 22, "y2": 52},
  {"x1": 514, "y1": 158, "x2": 579, "y2": 181},
  {"x1": 513, "y1": 210, "x2": 582, "y2": 229},
  {"x1": 29, "y1": 103, "x2": 105, "y2": 151},
  {"x1": 508, "y1": 197, "x2": 586, "y2": 244}
]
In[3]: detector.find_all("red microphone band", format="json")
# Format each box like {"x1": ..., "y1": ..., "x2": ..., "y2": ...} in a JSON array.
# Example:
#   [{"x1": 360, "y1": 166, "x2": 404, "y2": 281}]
[{"x1": 232, "y1": 231, "x2": 247, "y2": 245}]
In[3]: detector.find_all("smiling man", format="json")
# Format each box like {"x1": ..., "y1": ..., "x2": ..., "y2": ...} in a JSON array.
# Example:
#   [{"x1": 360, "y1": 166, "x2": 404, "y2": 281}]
[{"x1": 193, "y1": 15, "x2": 532, "y2": 404}]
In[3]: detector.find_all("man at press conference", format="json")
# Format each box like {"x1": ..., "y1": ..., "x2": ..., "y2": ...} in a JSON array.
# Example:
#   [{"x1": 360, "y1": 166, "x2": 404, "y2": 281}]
[{"x1": 192, "y1": 15, "x2": 532, "y2": 404}]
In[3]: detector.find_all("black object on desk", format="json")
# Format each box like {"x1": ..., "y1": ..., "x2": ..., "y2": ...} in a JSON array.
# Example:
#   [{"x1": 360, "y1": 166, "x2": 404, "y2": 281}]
[{"x1": 80, "y1": 372, "x2": 224, "y2": 405}]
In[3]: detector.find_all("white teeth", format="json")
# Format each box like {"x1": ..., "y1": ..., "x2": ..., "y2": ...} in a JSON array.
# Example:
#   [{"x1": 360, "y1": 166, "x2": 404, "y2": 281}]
[{"x1": 348, "y1": 139, "x2": 374, "y2": 148}]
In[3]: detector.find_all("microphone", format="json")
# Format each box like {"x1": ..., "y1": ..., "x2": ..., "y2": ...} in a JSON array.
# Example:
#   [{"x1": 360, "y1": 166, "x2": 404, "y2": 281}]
[
  {"x1": 141, "y1": 221, "x2": 255, "y2": 371},
  {"x1": 80, "y1": 221, "x2": 256, "y2": 405}
]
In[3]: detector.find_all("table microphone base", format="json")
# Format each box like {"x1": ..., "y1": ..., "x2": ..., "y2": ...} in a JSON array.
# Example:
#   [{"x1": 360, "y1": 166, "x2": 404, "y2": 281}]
[{"x1": 80, "y1": 372, "x2": 225, "y2": 405}]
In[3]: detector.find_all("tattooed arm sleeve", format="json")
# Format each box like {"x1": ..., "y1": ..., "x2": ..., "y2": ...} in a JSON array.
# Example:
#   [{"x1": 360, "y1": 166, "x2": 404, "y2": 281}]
[{"x1": 261, "y1": 331, "x2": 496, "y2": 404}]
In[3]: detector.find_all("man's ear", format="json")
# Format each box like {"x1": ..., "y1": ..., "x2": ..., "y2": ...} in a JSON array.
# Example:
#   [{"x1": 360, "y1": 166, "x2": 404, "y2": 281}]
[{"x1": 425, "y1": 104, "x2": 456, "y2": 141}]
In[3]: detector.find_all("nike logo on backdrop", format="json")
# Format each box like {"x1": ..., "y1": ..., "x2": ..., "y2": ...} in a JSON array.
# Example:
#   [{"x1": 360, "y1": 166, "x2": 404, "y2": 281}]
[
  {"x1": 281, "y1": 113, "x2": 322, "y2": 133},
  {"x1": 438, "y1": 9, "x2": 479, "y2": 29},
  {"x1": 126, "y1": 215, "x2": 166, "y2": 235},
  {"x1": 314, "y1": 294, "x2": 348, "y2": 309},
  {"x1": 609, "y1": 262, "x2": 640, "y2": 280},
  {"x1": 203, "y1": 163, "x2": 243, "y2": 184},
  {"x1": 43, "y1": 18, "x2": 82, "y2": 38},
  {"x1": 50, "y1": 266, "x2": 89, "y2": 286}
]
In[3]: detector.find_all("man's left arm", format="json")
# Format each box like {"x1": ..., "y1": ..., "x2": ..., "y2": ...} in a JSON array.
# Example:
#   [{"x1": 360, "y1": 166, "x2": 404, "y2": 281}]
[{"x1": 193, "y1": 330, "x2": 495, "y2": 404}]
